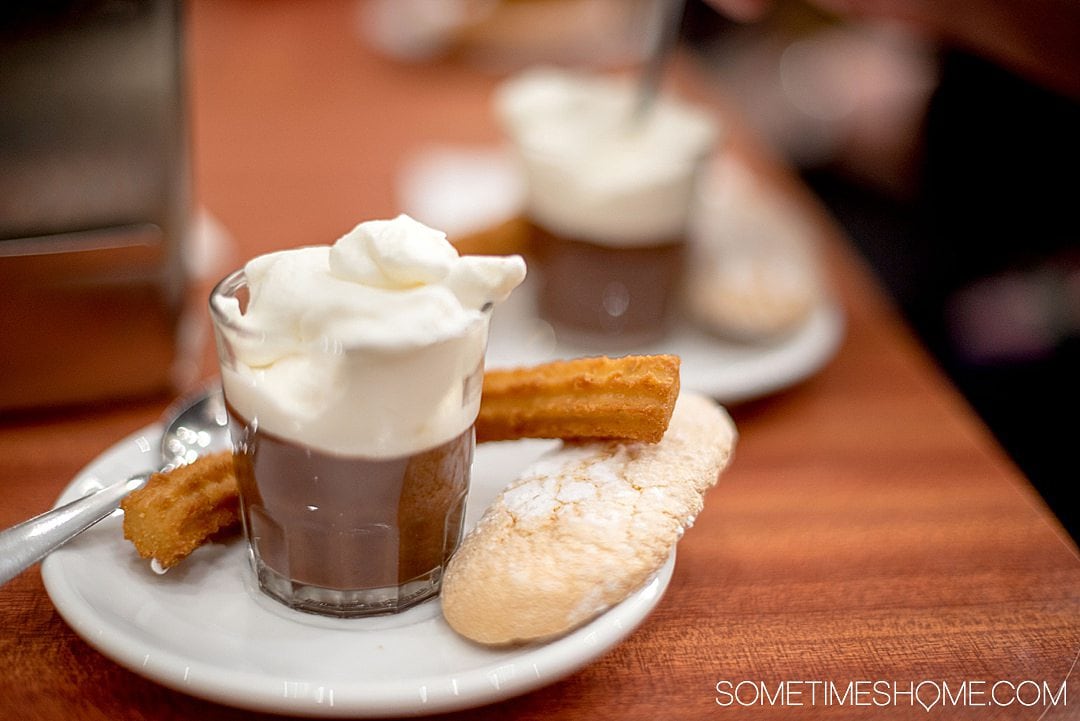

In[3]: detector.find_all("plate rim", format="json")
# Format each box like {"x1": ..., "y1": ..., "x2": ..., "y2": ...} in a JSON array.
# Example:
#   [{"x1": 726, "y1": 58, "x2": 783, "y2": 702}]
[
  {"x1": 41, "y1": 424, "x2": 676, "y2": 718},
  {"x1": 486, "y1": 287, "x2": 845, "y2": 406}
]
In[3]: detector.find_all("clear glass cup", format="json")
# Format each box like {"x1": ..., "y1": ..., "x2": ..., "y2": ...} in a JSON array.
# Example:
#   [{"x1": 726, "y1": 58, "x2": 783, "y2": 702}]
[{"x1": 209, "y1": 269, "x2": 488, "y2": 617}]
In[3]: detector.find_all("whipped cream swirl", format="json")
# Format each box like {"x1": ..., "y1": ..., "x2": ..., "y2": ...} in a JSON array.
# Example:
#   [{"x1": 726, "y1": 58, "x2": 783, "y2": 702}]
[{"x1": 212, "y1": 214, "x2": 526, "y2": 457}]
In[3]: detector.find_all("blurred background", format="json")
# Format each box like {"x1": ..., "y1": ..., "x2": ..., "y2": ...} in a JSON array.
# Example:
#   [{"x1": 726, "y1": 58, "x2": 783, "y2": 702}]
[
  {"x1": 1, "y1": 0, "x2": 1074, "y2": 541},
  {"x1": 328, "y1": 0, "x2": 1080, "y2": 540},
  {"x1": 0, "y1": 0, "x2": 192, "y2": 409},
  {"x1": 675, "y1": 0, "x2": 1078, "y2": 540}
]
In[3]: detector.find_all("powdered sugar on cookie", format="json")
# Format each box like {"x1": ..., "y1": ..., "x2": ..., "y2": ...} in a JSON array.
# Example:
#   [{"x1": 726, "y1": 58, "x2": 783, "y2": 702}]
[{"x1": 441, "y1": 392, "x2": 737, "y2": 645}]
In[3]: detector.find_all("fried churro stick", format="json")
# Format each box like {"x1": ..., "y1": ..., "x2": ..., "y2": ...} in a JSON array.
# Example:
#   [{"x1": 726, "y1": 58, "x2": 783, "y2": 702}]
[
  {"x1": 121, "y1": 356, "x2": 679, "y2": 568},
  {"x1": 120, "y1": 451, "x2": 239, "y2": 570},
  {"x1": 476, "y1": 355, "x2": 680, "y2": 444}
]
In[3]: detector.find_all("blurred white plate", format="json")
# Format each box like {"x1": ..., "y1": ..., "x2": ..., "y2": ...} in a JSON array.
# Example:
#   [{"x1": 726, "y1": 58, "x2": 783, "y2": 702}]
[
  {"x1": 487, "y1": 283, "x2": 844, "y2": 404},
  {"x1": 42, "y1": 429, "x2": 674, "y2": 717},
  {"x1": 402, "y1": 147, "x2": 844, "y2": 403}
]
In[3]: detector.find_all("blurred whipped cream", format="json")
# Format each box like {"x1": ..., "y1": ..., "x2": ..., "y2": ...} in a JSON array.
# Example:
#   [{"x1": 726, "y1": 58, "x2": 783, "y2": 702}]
[
  {"x1": 212, "y1": 214, "x2": 525, "y2": 457},
  {"x1": 495, "y1": 68, "x2": 719, "y2": 247}
]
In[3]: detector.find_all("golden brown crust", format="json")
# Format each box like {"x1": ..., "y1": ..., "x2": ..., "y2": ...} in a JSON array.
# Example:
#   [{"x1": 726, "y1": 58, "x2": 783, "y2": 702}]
[
  {"x1": 449, "y1": 216, "x2": 533, "y2": 258},
  {"x1": 475, "y1": 354, "x2": 681, "y2": 444},
  {"x1": 120, "y1": 451, "x2": 240, "y2": 569}
]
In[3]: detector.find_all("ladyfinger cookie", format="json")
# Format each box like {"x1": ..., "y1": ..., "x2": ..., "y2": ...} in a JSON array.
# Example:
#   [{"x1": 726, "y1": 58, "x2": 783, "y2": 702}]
[{"x1": 441, "y1": 391, "x2": 737, "y2": 645}]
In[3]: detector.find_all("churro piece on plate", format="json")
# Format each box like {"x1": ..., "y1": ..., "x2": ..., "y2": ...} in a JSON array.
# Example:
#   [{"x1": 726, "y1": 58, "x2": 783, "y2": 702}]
[
  {"x1": 121, "y1": 451, "x2": 239, "y2": 571},
  {"x1": 476, "y1": 354, "x2": 680, "y2": 444},
  {"x1": 443, "y1": 391, "x2": 737, "y2": 645}
]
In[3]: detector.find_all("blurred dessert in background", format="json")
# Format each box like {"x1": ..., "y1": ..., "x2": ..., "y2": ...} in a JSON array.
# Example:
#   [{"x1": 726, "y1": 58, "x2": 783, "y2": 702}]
[
  {"x1": 359, "y1": 0, "x2": 659, "y2": 72},
  {"x1": 396, "y1": 142, "x2": 829, "y2": 351},
  {"x1": 397, "y1": 145, "x2": 531, "y2": 257},
  {"x1": 686, "y1": 156, "x2": 824, "y2": 341},
  {"x1": 495, "y1": 67, "x2": 719, "y2": 346}
]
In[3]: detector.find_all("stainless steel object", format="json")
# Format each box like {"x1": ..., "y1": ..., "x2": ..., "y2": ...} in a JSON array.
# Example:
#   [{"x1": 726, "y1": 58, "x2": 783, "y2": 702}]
[
  {"x1": 0, "y1": 0, "x2": 190, "y2": 410},
  {"x1": 633, "y1": 0, "x2": 687, "y2": 122},
  {"x1": 0, "y1": 385, "x2": 229, "y2": 586}
]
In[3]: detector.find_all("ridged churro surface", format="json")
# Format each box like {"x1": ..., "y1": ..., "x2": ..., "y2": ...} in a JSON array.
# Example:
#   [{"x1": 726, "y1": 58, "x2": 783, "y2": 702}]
[
  {"x1": 476, "y1": 354, "x2": 680, "y2": 444},
  {"x1": 120, "y1": 451, "x2": 239, "y2": 570}
]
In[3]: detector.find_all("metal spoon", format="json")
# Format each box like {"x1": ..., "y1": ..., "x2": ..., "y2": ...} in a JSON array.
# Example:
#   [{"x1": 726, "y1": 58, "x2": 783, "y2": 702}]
[
  {"x1": 632, "y1": 0, "x2": 687, "y2": 124},
  {"x1": 0, "y1": 385, "x2": 229, "y2": 586}
]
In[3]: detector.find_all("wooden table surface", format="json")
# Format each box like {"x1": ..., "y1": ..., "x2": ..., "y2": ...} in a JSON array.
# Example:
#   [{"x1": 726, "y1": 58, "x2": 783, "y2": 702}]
[{"x1": 2, "y1": 2, "x2": 1077, "y2": 719}]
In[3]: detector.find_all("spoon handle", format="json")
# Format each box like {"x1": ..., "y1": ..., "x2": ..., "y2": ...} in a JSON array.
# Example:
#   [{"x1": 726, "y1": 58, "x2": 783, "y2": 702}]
[
  {"x1": 633, "y1": 0, "x2": 687, "y2": 122},
  {"x1": 0, "y1": 473, "x2": 149, "y2": 586}
]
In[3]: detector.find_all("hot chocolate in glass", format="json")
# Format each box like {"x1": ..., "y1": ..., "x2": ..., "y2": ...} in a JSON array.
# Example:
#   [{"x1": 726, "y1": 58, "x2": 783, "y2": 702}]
[{"x1": 209, "y1": 215, "x2": 525, "y2": 617}]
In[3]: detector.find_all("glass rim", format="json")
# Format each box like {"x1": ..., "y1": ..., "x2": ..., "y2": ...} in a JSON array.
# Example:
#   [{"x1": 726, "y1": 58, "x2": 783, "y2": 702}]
[{"x1": 208, "y1": 268, "x2": 493, "y2": 353}]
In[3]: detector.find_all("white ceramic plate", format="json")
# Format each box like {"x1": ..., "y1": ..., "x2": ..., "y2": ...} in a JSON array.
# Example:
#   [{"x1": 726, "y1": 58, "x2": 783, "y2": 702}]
[{"x1": 42, "y1": 428, "x2": 674, "y2": 717}]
